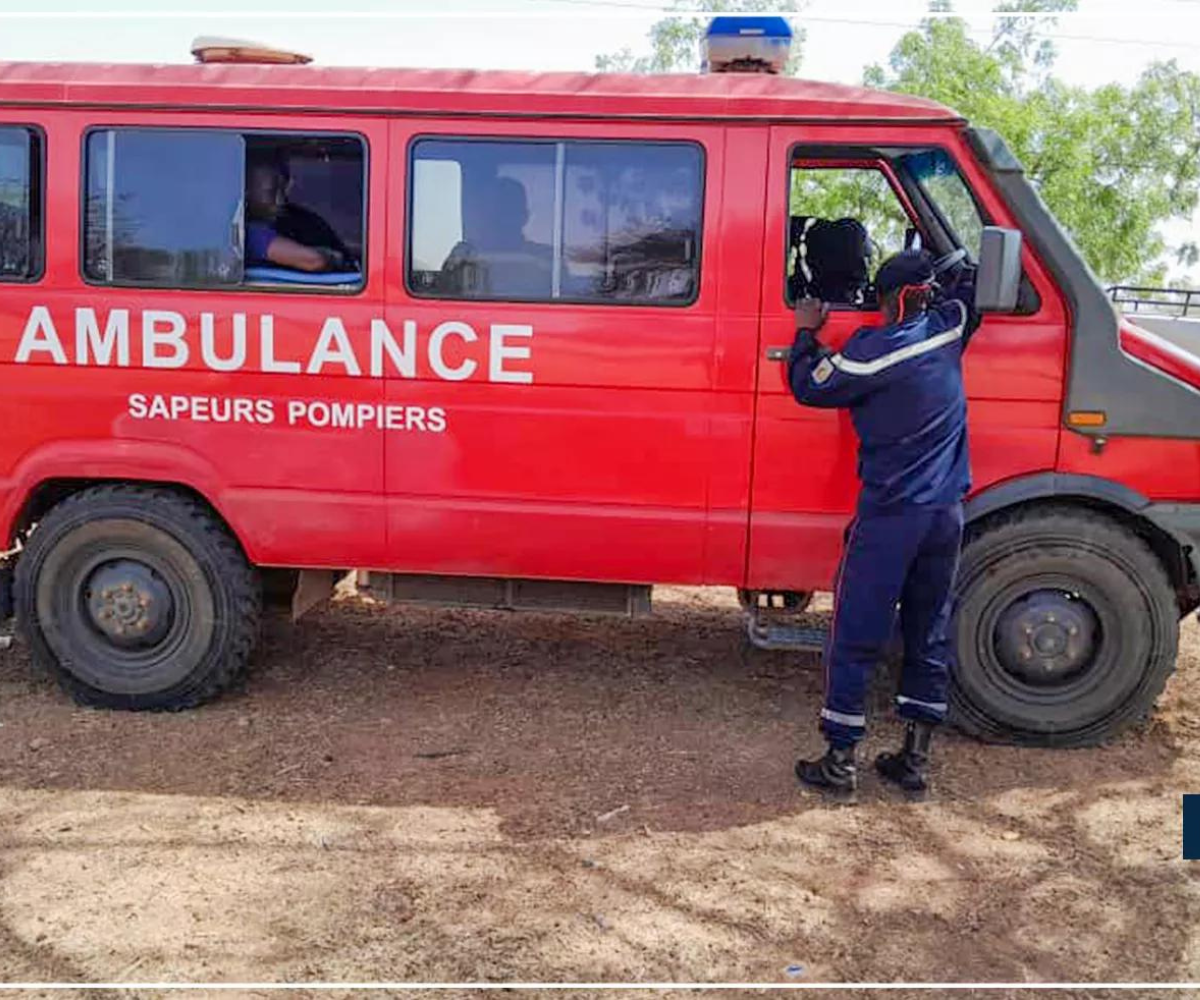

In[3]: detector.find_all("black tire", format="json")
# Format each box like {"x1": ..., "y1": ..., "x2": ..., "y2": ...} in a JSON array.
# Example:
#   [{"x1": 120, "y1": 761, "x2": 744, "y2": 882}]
[
  {"x1": 14, "y1": 485, "x2": 261, "y2": 710},
  {"x1": 951, "y1": 506, "x2": 1178, "y2": 746}
]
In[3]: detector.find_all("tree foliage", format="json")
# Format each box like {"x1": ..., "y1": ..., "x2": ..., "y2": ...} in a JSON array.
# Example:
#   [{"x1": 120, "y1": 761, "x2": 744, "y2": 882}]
[
  {"x1": 596, "y1": 0, "x2": 1200, "y2": 285},
  {"x1": 866, "y1": 5, "x2": 1200, "y2": 284}
]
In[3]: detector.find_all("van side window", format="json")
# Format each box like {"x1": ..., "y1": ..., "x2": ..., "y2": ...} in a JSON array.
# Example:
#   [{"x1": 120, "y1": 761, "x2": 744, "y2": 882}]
[
  {"x1": 0, "y1": 126, "x2": 43, "y2": 282},
  {"x1": 787, "y1": 165, "x2": 911, "y2": 308},
  {"x1": 83, "y1": 129, "x2": 365, "y2": 291},
  {"x1": 899, "y1": 149, "x2": 984, "y2": 257},
  {"x1": 897, "y1": 147, "x2": 1038, "y2": 314},
  {"x1": 409, "y1": 138, "x2": 703, "y2": 306},
  {"x1": 411, "y1": 141, "x2": 555, "y2": 301},
  {"x1": 85, "y1": 130, "x2": 244, "y2": 286}
]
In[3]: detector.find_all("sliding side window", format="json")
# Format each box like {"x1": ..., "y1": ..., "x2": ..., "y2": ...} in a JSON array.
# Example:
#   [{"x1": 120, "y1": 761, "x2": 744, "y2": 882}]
[
  {"x1": 0, "y1": 126, "x2": 44, "y2": 281},
  {"x1": 409, "y1": 137, "x2": 703, "y2": 305},
  {"x1": 83, "y1": 128, "x2": 366, "y2": 290}
]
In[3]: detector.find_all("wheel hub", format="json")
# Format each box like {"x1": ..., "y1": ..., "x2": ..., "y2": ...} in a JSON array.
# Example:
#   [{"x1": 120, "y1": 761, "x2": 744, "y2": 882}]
[
  {"x1": 993, "y1": 589, "x2": 1099, "y2": 684},
  {"x1": 84, "y1": 560, "x2": 174, "y2": 648}
]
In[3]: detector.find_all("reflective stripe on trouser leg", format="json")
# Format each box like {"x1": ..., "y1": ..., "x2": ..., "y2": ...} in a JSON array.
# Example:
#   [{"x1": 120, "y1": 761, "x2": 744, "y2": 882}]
[
  {"x1": 896, "y1": 504, "x2": 963, "y2": 726},
  {"x1": 895, "y1": 695, "x2": 948, "y2": 719},
  {"x1": 823, "y1": 516, "x2": 858, "y2": 715},
  {"x1": 821, "y1": 517, "x2": 863, "y2": 747},
  {"x1": 821, "y1": 707, "x2": 866, "y2": 729},
  {"x1": 822, "y1": 510, "x2": 924, "y2": 748}
]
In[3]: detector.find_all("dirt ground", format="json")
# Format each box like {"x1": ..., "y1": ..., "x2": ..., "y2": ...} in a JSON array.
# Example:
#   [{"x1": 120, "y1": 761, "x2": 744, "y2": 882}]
[{"x1": 0, "y1": 585, "x2": 1197, "y2": 996}]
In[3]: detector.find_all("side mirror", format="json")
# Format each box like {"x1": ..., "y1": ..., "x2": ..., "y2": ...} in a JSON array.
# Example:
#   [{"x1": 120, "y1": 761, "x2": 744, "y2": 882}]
[{"x1": 976, "y1": 226, "x2": 1023, "y2": 313}]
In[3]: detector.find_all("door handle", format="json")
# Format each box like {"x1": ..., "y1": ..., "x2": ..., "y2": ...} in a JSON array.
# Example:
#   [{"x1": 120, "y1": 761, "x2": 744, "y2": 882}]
[{"x1": 765, "y1": 346, "x2": 791, "y2": 362}]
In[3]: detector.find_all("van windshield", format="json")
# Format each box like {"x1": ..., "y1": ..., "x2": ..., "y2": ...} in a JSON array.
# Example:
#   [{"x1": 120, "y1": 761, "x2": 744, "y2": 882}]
[{"x1": 899, "y1": 148, "x2": 985, "y2": 259}]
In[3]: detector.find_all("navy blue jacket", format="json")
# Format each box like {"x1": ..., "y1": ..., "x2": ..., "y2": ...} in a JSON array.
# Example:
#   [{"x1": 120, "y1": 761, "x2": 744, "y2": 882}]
[{"x1": 788, "y1": 276, "x2": 982, "y2": 513}]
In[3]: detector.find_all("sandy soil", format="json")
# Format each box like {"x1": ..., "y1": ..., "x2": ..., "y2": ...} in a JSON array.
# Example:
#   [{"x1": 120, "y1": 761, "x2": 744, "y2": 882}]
[{"x1": 0, "y1": 586, "x2": 1196, "y2": 996}]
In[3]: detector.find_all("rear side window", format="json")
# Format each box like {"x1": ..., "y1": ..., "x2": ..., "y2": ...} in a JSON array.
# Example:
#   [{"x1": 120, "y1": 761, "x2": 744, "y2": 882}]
[
  {"x1": 0, "y1": 126, "x2": 43, "y2": 281},
  {"x1": 83, "y1": 128, "x2": 366, "y2": 291},
  {"x1": 85, "y1": 130, "x2": 244, "y2": 286},
  {"x1": 408, "y1": 137, "x2": 703, "y2": 305}
]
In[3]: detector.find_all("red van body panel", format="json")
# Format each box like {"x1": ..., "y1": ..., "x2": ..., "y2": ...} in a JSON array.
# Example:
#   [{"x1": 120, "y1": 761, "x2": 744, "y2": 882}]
[
  {"x1": 0, "y1": 63, "x2": 1189, "y2": 593},
  {"x1": 0, "y1": 62, "x2": 958, "y2": 122},
  {"x1": 0, "y1": 108, "x2": 392, "y2": 569}
]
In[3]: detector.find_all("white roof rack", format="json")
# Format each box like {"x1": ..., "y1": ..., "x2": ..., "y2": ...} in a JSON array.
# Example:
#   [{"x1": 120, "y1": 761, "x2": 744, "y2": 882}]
[{"x1": 191, "y1": 36, "x2": 312, "y2": 65}]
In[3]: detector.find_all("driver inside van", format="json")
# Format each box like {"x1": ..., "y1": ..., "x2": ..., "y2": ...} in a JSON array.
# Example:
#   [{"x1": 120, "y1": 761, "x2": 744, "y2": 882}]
[
  {"x1": 440, "y1": 176, "x2": 552, "y2": 298},
  {"x1": 245, "y1": 153, "x2": 350, "y2": 274}
]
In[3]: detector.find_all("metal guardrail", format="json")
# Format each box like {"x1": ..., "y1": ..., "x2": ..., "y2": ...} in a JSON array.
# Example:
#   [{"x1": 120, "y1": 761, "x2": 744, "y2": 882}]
[{"x1": 1108, "y1": 285, "x2": 1200, "y2": 318}]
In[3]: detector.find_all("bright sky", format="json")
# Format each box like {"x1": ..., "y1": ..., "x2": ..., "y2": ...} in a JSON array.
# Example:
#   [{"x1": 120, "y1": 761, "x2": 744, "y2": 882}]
[{"x1": 1, "y1": 0, "x2": 1198, "y2": 275}]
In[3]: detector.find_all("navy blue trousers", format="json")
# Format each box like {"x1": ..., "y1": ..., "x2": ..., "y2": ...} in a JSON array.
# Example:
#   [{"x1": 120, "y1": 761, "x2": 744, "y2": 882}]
[{"x1": 820, "y1": 503, "x2": 964, "y2": 748}]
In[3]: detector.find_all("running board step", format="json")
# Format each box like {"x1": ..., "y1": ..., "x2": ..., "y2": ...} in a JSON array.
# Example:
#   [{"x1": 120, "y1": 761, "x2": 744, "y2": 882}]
[
  {"x1": 358, "y1": 572, "x2": 652, "y2": 617},
  {"x1": 746, "y1": 615, "x2": 828, "y2": 651}
]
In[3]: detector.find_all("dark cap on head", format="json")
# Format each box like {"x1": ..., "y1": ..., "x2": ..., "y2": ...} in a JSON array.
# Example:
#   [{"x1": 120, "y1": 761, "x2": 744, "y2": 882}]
[{"x1": 875, "y1": 249, "x2": 935, "y2": 297}]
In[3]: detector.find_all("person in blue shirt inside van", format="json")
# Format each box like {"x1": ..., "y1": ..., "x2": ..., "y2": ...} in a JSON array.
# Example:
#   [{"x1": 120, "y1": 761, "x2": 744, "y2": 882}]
[
  {"x1": 788, "y1": 248, "x2": 981, "y2": 800},
  {"x1": 245, "y1": 153, "x2": 351, "y2": 275}
]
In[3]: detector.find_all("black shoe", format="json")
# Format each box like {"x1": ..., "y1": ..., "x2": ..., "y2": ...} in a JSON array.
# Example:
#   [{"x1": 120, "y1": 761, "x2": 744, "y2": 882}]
[
  {"x1": 795, "y1": 744, "x2": 857, "y2": 799},
  {"x1": 875, "y1": 721, "x2": 933, "y2": 798}
]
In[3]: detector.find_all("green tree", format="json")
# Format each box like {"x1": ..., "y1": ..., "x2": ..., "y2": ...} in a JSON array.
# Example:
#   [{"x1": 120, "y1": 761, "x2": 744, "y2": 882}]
[
  {"x1": 594, "y1": 0, "x2": 804, "y2": 76},
  {"x1": 597, "y1": 1, "x2": 1200, "y2": 285},
  {"x1": 865, "y1": 6, "x2": 1200, "y2": 284}
]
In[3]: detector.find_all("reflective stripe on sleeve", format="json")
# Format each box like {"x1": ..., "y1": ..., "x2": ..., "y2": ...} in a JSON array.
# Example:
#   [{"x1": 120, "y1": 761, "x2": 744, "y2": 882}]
[{"x1": 829, "y1": 319, "x2": 965, "y2": 377}]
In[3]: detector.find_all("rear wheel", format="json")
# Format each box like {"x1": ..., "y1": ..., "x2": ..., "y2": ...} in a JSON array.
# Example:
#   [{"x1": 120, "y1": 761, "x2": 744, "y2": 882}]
[
  {"x1": 14, "y1": 485, "x2": 261, "y2": 710},
  {"x1": 951, "y1": 506, "x2": 1178, "y2": 746}
]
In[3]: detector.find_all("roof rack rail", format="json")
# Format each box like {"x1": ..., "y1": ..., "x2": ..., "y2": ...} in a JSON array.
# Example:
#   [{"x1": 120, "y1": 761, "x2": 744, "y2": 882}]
[{"x1": 1108, "y1": 285, "x2": 1199, "y2": 318}]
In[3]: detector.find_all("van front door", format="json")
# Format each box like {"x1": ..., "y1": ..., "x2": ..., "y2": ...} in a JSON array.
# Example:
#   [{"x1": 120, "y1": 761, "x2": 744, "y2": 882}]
[
  {"x1": 747, "y1": 127, "x2": 1066, "y2": 594},
  {"x1": 748, "y1": 129, "x2": 924, "y2": 592}
]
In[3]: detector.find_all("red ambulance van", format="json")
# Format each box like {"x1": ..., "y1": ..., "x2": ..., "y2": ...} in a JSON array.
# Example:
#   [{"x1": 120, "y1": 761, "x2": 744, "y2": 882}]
[{"x1": 0, "y1": 46, "x2": 1196, "y2": 746}]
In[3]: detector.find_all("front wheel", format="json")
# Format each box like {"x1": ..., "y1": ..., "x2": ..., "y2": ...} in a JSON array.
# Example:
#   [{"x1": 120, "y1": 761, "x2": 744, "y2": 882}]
[
  {"x1": 14, "y1": 485, "x2": 261, "y2": 710},
  {"x1": 951, "y1": 506, "x2": 1178, "y2": 746}
]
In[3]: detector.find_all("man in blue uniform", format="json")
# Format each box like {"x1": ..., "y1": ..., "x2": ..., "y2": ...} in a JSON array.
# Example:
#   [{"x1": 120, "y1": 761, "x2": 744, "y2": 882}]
[{"x1": 788, "y1": 248, "x2": 981, "y2": 798}]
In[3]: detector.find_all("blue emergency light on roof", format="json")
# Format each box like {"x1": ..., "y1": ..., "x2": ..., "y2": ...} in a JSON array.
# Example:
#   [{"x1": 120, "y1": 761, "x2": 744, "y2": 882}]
[{"x1": 701, "y1": 16, "x2": 793, "y2": 75}]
